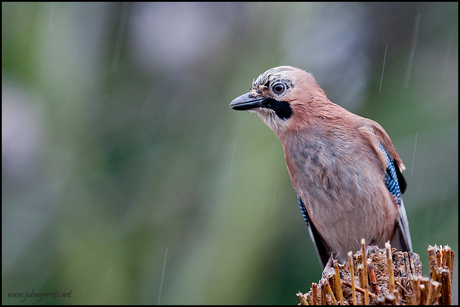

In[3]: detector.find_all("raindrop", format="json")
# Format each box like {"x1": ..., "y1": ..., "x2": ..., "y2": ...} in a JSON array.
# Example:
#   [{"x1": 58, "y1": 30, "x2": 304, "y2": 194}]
[
  {"x1": 111, "y1": 3, "x2": 130, "y2": 71},
  {"x1": 410, "y1": 132, "x2": 418, "y2": 178},
  {"x1": 48, "y1": 3, "x2": 55, "y2": 33},
  {"x1": 404, "y1": 12, "x2": 421, "y2": 89},
  {"x1": 442, "y1": 32, "x2": 454, "y2": 75},
  {"x1": 270, "y1": 183, "x2": 278, "y2": 219},
  {"x1": 228, "y1": 142, "x2": 236, "y2": 179},
  {"x1": 76, "y1": 204, "x2": 93, "y2": 218},
  {"x1": 101, "y1": 268, "x2": 112, "y2": 287},
  {"x1": 379, "y1": 44, "x2": 388, "y2": 92},
  {"x1": 157, "y1": 248, "x2": 168, "y2": 305}
]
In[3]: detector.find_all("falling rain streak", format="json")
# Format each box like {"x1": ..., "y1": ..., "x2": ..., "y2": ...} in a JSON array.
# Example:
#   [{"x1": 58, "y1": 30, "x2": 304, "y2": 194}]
[
  {"x1": 76, "y1": 204, "x2": 93, "y2": 218},
  {"x1": 404, "y1": 12, "x2": 421, "y2": 89},
  {"x1": 157, "y1": 248, "x2": 168, "y2": 305},
  {"x1": 101, "y1": 268, "x2": 112, "y2": 287},
  {"x1": 228, "y1": 142, "x2": 236, "y2": 179},
  {"x1": 410, "y1": 132, "x2": 418, "y2": 178},
  {"x1": 111, "y1": 2, "x2": 130, "y2": 71},
  {"x1": 48, "y1": 3, "x2": 55, "y2": 33},
  {"x1": 270, "y1": 183, "x2": 277, "y2": 219},
  {"x1": 443, "y1": 32, "x2": 454, "y2": 75},
  {"x1": 379, "y1": 44, "x2": 388, "y2": 92}
]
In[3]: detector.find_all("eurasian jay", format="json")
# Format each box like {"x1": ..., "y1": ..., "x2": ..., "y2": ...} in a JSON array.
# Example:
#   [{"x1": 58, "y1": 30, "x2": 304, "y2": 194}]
[{"x1": 230, "y1": 66, "x2": 412, "y2": 267}]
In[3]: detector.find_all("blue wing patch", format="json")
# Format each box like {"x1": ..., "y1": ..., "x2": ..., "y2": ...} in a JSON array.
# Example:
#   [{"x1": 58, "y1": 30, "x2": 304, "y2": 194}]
[
  {"x1": 377, "y1": 142, "x2": 406, "y2": 205},
  {"x1": 297, "y1": 194, "x2": 310, "y2": 226},
  {"x1": 296, "y1": 193, "x2": 330, "y2": 267}
]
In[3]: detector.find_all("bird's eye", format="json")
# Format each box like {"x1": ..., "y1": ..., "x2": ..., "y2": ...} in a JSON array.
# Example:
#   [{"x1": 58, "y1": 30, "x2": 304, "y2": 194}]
[{"x1": 272, "y1": 82, "x2": 286, "y2": 95}]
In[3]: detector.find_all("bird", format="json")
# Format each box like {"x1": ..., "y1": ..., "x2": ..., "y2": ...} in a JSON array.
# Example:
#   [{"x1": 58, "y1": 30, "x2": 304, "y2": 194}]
[{"x1": 229, "y1": 66, "x2": 412, "y2": 267}]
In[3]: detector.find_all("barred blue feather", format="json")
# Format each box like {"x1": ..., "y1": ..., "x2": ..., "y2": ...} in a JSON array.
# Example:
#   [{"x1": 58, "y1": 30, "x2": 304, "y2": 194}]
[
  {"x1": 297, "y1": 194, "x2": 310, "y2": 226},
  {"x1": 377, "y1": 142, "x2": 402, "y2": 205},
  {"x1": 297, "y1": 193, "x2": 329, "y2": 265}
]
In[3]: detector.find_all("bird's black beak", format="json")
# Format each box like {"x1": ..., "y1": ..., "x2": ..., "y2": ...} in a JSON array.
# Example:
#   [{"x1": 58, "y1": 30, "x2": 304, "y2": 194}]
[{"x1": 229, "y1": 92, "x2": 264, "y2": 111}]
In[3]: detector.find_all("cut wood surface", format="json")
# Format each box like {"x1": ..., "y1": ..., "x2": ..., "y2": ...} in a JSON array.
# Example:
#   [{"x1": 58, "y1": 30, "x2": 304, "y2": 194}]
[{"x1": 297, "y1": 242, "x2": 454, "y2": 305}]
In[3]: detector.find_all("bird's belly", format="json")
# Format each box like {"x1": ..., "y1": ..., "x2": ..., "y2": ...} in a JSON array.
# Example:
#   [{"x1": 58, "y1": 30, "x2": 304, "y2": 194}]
[
  {"x1": 284, "y1": 134, "x2": 399, "y2": 261},
  {"x1": 294, "y1": 164, "x2": 397, "y2": 261}
]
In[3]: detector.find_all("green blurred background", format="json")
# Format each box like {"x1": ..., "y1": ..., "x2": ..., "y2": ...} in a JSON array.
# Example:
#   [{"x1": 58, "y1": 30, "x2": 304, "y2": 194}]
[{"x1": 2, "y1": 2, "x2": 458, "y2": 304}]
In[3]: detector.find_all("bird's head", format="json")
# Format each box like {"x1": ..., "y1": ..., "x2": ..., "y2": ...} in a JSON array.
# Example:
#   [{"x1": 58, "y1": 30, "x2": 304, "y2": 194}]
[{"x1": 230, "y1": 66, "x2": 330, "y2": 134}]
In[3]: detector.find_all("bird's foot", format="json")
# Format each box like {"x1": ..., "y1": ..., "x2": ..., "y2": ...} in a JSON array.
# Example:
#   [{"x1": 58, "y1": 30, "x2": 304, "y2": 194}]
[
  {"x1": 366, "y1": 244, "x2": 379, "y2": 256},
  {"x1": 321, "y1": 255, "x2": 335, "y2": 277}
]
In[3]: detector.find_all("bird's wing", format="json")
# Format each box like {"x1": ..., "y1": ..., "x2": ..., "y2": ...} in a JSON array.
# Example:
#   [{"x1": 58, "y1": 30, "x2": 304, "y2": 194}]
[
  {"x1": 297, "y1": 193, "x2": 331, "y2": 267},
  {"x1": 368, "y1": 121, "x2": 405, "y2": 172},
  {"x1": 376, "y1": 141, "x2": 413, "y2": 252},
  {"x1": 391, "y1": 198, "x2": 413, "y2": 252},
  {"x1": 358, "y1": 122, "x2": 412, "y2": 252}
]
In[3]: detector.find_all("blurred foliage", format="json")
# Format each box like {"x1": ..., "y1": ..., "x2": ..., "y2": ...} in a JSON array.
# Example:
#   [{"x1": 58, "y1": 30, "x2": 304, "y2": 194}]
[{"x1": 2, "y1": 2, "x2": 458, "y2": 305}]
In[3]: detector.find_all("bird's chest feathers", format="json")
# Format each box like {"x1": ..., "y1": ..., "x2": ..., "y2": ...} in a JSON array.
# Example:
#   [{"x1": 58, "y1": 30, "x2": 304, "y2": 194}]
[{"x1": 282, "y1": 130, "x2": 380, "y2": 217}]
